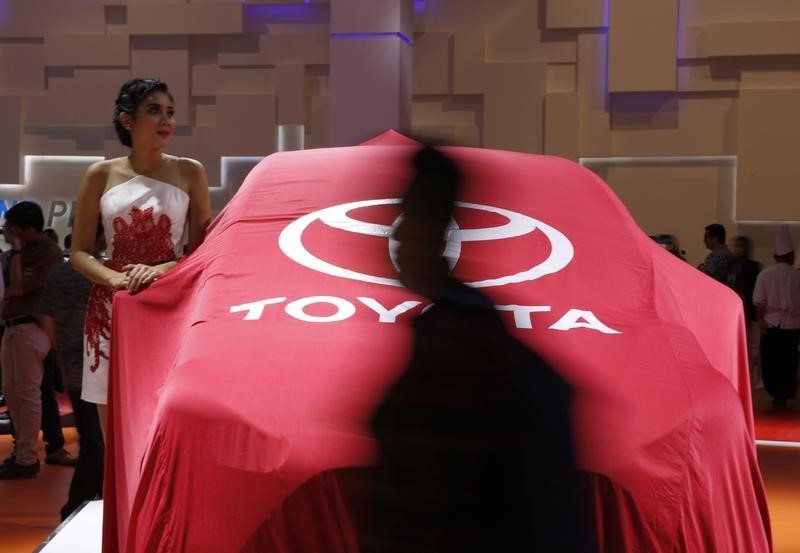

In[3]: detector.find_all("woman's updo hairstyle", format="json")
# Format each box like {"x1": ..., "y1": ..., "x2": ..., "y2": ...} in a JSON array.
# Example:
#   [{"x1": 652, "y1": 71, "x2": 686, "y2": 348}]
[{"x1": 113, "y1": 78, "x2": 172, "y2": 147}]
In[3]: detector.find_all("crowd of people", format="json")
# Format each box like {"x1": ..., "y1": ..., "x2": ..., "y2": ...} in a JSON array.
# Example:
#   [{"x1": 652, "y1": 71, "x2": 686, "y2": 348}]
[{"x1": 653, "y1": 223, "x2": 800, "y2": 408}]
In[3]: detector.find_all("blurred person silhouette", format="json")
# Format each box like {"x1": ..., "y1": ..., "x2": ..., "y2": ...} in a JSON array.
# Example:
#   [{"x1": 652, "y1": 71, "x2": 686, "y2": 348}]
[
  {"x1": 700, "y1": 223, "x2": 734, "y2": 285},
  {"x1": 363, "y1": 146, "x2": 591, "y2": 553},
  {"x1": 653, "y1": 234, "x2": 686, "y2": 261},
  {"x1": 63, "y1": 234, "x2": 72, "y2": 259},
  {"x1": 732, "y1": 236, "x2": 762, "y2": 386},
  {"x1": 42, "y1": 222, "x2": 106, "y2": 520},
  {"x1": 753, "y1": 225, "x2": 800, "y2": 408},
  {"x1": 43, "y1": 228, "x2": 59, "y2": 244}
]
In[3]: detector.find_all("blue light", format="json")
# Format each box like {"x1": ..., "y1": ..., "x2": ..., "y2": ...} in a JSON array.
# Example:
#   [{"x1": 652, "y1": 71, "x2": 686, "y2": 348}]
[
  {"x1": 331, "y1": 32, "x2": 413, "y2": 46},
  {"x1": 244, "y1": 3, "x2": 329, "y2": 24}
]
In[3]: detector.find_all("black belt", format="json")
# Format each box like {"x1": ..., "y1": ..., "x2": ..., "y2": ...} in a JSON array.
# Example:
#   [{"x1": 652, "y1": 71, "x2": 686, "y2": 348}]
[{"x1": 3, "y1": 316, "x2": 37, "y2": 327}]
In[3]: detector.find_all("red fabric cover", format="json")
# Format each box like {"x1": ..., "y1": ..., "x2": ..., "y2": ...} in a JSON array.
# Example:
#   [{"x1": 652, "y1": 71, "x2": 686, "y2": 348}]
[{"x1": 104, "y1": 132, "x2": 771, "y2": 552}]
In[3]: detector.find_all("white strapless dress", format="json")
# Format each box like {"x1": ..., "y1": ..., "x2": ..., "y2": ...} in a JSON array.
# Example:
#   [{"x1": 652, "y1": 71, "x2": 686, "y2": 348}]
[{"x1": 81, "y1": 176, "x2": 189, "y2": 405}]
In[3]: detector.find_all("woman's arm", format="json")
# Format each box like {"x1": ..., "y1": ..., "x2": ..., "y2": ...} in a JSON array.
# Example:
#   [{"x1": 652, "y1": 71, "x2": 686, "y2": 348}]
[
  {"x1": 70, "y1": 162, "x2": 128, "y2": 289},
  {"x1": 181, "y1": 157, "x2": 212, "y2": 250}
]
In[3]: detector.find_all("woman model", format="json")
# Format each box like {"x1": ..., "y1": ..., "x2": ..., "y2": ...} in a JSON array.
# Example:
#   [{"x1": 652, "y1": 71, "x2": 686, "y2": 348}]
[{"x1": 71, "y1": 78, "x2": 211, "y2": 429}]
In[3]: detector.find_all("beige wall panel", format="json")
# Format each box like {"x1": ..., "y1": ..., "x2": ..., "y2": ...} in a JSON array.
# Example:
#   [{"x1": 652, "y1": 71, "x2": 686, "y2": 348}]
[
  {"x1": 413, "y1": 33, "x2": 451, "y2": 95},
  {"x1": 163, "y1": 126, "x2": 221, "y2": 188},
  {"x1": 424, "y1": 0, "x2": 538, "y2": 31},
  {"x1": 0, "y1": 98, "x2": 21, "y2": 183},
  {"x1": 412, "y1": 98, "x2": 481, "y2": 128},
  {"x1": 24, "y1": 135, "x2": 85, "y2": 157},
  {"x1": 600, "y1": 164, "x2": 722, "y2": 267},
  {"x1": 308, "y1": 95, "x2": 330, "y2": 149},
  {"x1": 705, "y1": 21, "x2": 800, "y2": 57},
  {"x1": 260, "y1": 34, "x2": 330, "y2": 65},
  {"x1": 26, "y1": 69, "x2": 131, "y2": 126},
  {"x1": 411, "y1": 124, "x2": 480, "y2": 146},
  {"x1": 45, "y1": 36, "x2": 129, "y2": 67},
  {"x1": 192, "y1": 65, "x2": 276, "y2": 96},
  {"x1": 218, "y1": 34, "x2": 329, "y2": 66},
  {"x1": 741, "y1": 58, "x2": 800, "y2": 90},
  {"x1": 194, "y1": 98, "x2": 217, "y2": 127},
  {"x1": 544, "y1": 93, "x2": 580, "y2": 160},
  {"x1": 677, "y1": 26, "x2": 706, "y2": 60},
  {"x1": 677, "y1": 60, "x2": 740, "y2": 92},
  {"x1": 329, "y1": 37, "x2": 412, "y2": 145},
  {"x1": 276, "y1": 65, "x2": 306, "y2": 125},
  {"x1": 217, "y1": 95, "x2": 277, "y2": 155},
  {"x1": 483, "y1": 62, "x2": 545, "y2": 153},
  {"x1": 0, "y1": 43, "x2": 45, "y2": 95},
  {"x1": 453, "y1": 32, "x2": 485, "y2": 94},
  {"x1": 131, "y1": 38, "x2": 190, "y2": 126},
  {"x1": 577, "y1": 33, "x2": 610, "y2": 156},
  {"x1": 128, "y1": 4, "x2": 243, "y2": 35},
  {"x1": 609, "y1": 0, "x2": 677, "y2": 92},
  {"x1": 546, "y1": 0, "x2": 606, "y2": 29},
  {"x1": 485, "y1": 28, "x2": 577, "y2": 63},
  {"x1": 680, "y1": 0, "x2": 800, "y2": 26},
  {"x1": 736, "y1": 89, "x2": 800, "y2": 221},
  {"x1": 0, "y1": 1, "x2": 105, "y2": 37},
  {"x1": 611, "y1": 95, "x2": 736, "y2": 156},
  {"x1": 332, "y1": 0, "x2": 413, "y2": 37},
  {"x1": 547, "y1": 64, "x2": 576, "y2": 93},
  {"x1": 305, "y1": 66, "x2": 330, "y2": 97}
]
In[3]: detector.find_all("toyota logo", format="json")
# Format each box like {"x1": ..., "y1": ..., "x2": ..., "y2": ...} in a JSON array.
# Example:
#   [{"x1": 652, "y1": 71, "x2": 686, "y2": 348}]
[{"x1": 278, "y1": 199, "x2": 574, "y2": 288}]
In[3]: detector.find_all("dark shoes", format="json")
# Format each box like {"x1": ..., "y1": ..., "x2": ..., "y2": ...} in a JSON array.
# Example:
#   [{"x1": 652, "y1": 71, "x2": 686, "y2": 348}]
[
  {"x1": 0, "y1": 460, "x2": 40, "y2": 479},
  {"x1": 45, "y1": 448, "x2": 77, "y2": 467}
]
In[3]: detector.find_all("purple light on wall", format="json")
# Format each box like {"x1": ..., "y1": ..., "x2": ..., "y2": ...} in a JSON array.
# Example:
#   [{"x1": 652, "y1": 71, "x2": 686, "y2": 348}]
[
  {"x1": 414, "y1": 0, "x2": 425, "y2": 13},
  {"x1": 331, "y1": 32, "x2": 413, "y2": 46},
  {"x1": 244, "y1": 3, "x2": 329, "y2": 24}
]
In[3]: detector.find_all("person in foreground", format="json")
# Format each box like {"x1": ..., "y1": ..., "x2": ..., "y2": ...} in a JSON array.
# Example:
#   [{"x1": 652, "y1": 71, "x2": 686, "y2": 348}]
[
  {"x1": 362, "y1": 146, "x2": 592, "y2": 552},
  {"x1": 70, "y1": 78, "x2": 211, "y2": 433}
]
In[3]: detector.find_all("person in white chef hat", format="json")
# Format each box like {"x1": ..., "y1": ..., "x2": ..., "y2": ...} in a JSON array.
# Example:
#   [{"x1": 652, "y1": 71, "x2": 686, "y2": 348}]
[{"x1": 753, "y1": 225, "x2": 800, "y2": 407}]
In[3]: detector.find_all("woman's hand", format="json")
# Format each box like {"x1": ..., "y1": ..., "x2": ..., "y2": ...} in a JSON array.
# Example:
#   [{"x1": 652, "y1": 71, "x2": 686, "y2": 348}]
[
  {"x1": 122, "y1": 264, "x2": 164, "y2": 294},
  {"x1": 107, "y1": 272, "x2": 130, "y2": 291}
]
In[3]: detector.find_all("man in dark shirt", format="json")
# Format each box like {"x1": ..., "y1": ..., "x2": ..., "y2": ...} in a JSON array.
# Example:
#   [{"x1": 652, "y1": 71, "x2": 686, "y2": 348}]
[
  {"x1": 701, "y1": 223, "x2": 734, "y2": 285},
  {"x1": 0, "y1": 202, "x2": 64, "y2": 478},
  {"x1": 42, "y1": 224, "x2": 106, "y2": 517}
]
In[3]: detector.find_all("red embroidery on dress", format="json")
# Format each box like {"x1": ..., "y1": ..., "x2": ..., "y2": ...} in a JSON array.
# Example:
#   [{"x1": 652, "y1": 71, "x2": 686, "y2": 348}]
[
  {"x1": 110, "y1": 205, "x2": 176, "y2": 267},
  {"x1": 85, "y1": 205, "x2": 177, "y2": 372},
  {"x1": 85, "y1": 284, "x2": 114, "y2": 372}
]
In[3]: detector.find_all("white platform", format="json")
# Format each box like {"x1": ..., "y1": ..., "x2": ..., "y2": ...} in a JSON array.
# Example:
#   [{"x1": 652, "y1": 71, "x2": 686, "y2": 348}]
[{"x1": 37, "y1": 500, "x2": 103, "y2": 553}]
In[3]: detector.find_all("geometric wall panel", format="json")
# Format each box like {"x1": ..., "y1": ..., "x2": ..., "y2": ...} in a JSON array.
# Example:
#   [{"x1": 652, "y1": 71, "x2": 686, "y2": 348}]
[
  {"x1": 45, "y1": 36, "x2": 130, "y2": 67},
  {"x1": 609, "y1": 0, "x2": 677, "y2": 92},
  {"x1": 705, "y1": 21, "x2": 800, "y2": 57},
  {"x1": 127, "y1": 4, "x2": 243, "y2": 35},
  {"x1": 546, "y1": 0, "x2": 606, "y2": 29},
  {"x1": 737, "y1": 89, "x2": 800, "y2": 221},
  {"x1": 0, "y1": 43, "x2": 46, "y2": 95}
]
